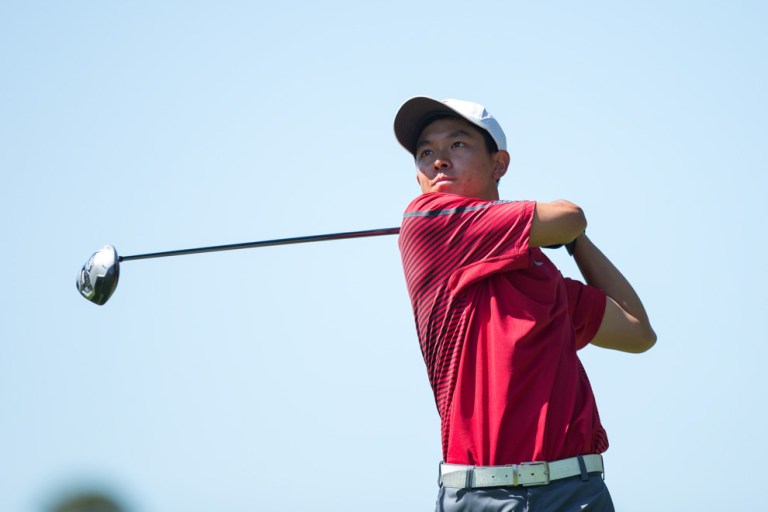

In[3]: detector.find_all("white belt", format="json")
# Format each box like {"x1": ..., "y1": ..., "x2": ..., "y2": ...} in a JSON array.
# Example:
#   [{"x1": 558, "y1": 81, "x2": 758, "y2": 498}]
[{"x1": 439, "y1": 454, "x2": 604, "y2": 488}]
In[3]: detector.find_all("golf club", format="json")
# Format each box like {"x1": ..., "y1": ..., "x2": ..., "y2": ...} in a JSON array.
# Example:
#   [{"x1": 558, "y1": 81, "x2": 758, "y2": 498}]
[{"x1": 77, "y1": 227, "x2": 400, "y2": 306}]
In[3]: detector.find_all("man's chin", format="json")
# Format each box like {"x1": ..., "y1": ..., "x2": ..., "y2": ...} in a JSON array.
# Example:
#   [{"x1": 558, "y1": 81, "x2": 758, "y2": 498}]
[{"x1": 432, "y1": 182, "x2": 458, "y2": 194}]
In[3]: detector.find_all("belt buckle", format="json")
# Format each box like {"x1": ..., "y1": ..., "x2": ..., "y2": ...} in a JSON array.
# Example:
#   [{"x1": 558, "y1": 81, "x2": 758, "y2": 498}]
[{"x1": 518, "y1": 461, "x2": 550, "y2": 486}]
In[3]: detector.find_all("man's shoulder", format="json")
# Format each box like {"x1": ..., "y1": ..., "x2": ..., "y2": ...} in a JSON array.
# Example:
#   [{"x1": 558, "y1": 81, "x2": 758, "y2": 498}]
[
  {"x1": 404, "y1": 192, "x2": 525, "y2": 213},
  {"x1": 403, "y1": 194, "x2": 536, "y2": 223},
  {"x1": 405, "y1": 192, "x2": 475, "y2": 212}
]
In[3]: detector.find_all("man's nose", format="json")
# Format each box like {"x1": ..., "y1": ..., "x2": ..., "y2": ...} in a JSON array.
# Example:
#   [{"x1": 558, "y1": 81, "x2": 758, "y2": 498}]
[{"x1": 433, "y1": 155, "x2": 451, "y2": 171}]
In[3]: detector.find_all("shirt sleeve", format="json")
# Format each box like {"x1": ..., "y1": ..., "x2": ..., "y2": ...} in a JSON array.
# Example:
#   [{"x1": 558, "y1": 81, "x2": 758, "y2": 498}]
[
  {"x1": 564, "y1": 278, "x2": 607, "y2": 350},
  {"x1": 399, "y1": 193, "x2": 536, "y2": 297}
]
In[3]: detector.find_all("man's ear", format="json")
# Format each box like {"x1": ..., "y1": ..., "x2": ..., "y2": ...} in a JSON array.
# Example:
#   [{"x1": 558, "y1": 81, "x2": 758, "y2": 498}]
[{"x1": 492, "y1": 150, "x2": 510, "y2": 181}]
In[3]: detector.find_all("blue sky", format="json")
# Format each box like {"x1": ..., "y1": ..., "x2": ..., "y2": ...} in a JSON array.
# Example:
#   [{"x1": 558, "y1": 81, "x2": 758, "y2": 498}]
[{"x1": 2, "y1": 1, "x2": 766, "y2": 510}]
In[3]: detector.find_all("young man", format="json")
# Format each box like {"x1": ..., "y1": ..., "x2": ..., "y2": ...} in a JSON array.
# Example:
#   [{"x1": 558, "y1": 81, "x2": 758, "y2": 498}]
[{"x1": 394, "y1": 97, "x2": 656, "y2": 512}]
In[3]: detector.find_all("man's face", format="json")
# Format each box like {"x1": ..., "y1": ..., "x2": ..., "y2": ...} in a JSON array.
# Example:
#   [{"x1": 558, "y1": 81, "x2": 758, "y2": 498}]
[{"x1": 414, "y1": 117, "x2": 508, "y2": 201}]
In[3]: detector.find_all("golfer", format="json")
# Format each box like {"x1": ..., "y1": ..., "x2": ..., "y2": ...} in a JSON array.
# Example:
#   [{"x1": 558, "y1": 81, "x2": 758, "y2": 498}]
[{"x1": 394, "y1": 97, "x2": 656, "y2": 512}]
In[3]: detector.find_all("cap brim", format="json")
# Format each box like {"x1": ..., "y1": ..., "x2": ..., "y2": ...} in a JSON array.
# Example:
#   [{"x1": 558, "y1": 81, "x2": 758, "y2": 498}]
[{"x1": 394, "y1": 97, "x2": 460, "y2": 156}]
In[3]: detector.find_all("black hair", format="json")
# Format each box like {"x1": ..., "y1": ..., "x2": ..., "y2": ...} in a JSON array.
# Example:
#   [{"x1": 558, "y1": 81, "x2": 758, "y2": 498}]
[{"x1": 413, "y1": 113, "x2": 499, "y2": 158}]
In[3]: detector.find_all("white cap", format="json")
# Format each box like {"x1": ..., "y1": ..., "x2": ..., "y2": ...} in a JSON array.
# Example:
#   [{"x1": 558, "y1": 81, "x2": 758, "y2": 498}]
[{"x1": 393, "y1": 96, "x2": 507, "y2": 156}]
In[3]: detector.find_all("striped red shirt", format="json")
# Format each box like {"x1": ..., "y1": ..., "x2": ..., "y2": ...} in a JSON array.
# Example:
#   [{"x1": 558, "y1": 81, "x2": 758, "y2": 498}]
[{"x1": 399, "y1": 192, "x2": 608, "y2": 465}]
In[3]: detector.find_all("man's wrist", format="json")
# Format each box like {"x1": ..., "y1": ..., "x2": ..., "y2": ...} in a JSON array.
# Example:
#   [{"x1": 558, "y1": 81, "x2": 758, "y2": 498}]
[
  {"x1": 565, "y1": 238, "x2": 577, "y2": 256},
  {"x1": 565, "y1": 232, "x2": 585, "y2": 257}
]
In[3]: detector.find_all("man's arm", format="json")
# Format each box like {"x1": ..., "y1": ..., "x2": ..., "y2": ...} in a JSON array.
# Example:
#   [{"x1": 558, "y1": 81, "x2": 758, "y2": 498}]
[
  {"x1": 529, "y1": 201, "x2": 656, "y2": 352},
  {"x1": 572, "y1": 233, "x2": 657, "y2": 353}
]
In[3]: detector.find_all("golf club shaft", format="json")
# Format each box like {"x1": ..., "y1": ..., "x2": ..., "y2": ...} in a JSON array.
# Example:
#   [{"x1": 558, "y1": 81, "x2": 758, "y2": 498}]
[{"x1": 118, "y1": 227, "x2": 401, "y2": 262}]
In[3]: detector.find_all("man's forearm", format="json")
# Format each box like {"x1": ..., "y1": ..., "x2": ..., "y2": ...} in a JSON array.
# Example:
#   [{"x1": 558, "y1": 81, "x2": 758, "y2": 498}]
[{"x1": 572, "y1": 233, "x2": 657, "y2": 350}]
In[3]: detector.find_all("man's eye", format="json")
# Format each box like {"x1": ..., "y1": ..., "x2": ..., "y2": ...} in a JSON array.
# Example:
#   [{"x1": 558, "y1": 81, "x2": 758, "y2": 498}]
[
  {"x1": 452, "y1": 141, "x2": 465, "y2": 148},
  {"x1": 419, "y1": 149, "x2": 434, "y2": 159}
]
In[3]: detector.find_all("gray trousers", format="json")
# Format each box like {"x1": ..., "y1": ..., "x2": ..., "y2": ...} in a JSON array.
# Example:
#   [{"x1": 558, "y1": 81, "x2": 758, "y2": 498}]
[{"x1": 435, "y1": 473, "x2": 615, "y2": 512}]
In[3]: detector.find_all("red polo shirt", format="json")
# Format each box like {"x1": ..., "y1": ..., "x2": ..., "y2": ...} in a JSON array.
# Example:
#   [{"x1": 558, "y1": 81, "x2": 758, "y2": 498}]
[{"x1": 399, "y1": 192, "x2": 608, "y2": 465}]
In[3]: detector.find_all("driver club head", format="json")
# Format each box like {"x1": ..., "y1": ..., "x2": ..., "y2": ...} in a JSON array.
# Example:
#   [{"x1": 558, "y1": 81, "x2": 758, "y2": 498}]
[{"x1": 77, "y1": 245, "x2": 120, "y2": 305}]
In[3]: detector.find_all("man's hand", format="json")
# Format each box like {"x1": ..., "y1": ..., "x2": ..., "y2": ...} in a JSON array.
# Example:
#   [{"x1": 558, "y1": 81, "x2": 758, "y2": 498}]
[{"x1": 529, "y1": 200, "x2": 586, "y2": 249}]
